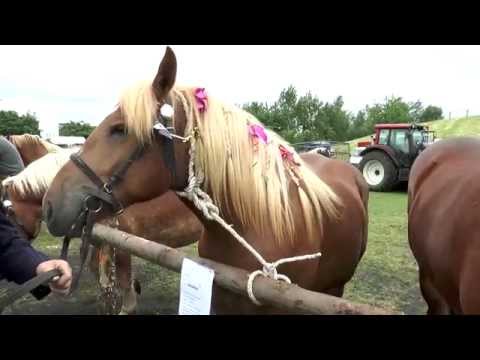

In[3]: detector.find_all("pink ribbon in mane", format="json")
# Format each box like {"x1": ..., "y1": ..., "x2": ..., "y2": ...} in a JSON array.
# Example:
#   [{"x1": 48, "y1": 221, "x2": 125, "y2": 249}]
[
  {"x1": 279, "y1": 144, "x2": 300, "y2": 166},
  {"x1": 248, "y1": 124, "x2": 268, "y2": 145},
  {"x1": 195, "y1": 88, "x2": 208, "y2": 113}
]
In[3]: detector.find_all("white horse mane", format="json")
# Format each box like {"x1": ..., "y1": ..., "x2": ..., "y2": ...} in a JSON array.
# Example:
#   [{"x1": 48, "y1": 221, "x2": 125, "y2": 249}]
[{"x1": 2, "y1": 149, "x2": 75, "y2": 199}]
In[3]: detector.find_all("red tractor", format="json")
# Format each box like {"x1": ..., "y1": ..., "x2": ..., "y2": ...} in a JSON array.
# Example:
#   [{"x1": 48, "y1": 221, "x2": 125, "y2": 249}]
[{"x1": 349, "y1": 123, "x2": 436, "y2": 191}]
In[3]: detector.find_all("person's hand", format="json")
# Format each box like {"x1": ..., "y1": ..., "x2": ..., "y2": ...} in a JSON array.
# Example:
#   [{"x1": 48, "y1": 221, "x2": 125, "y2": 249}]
[{"x1": 36, "y1": 260, "x2": 72, "y2": 295}]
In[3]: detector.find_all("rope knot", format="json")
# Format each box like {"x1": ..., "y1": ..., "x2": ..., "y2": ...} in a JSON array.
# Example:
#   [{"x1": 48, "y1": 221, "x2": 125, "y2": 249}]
[{"x1": 262, "y1": 263, "x2": 278, "y2": 279}]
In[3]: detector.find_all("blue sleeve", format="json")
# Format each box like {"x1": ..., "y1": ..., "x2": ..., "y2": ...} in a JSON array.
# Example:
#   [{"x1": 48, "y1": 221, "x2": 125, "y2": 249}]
[{"x1": 0, "y1": 208, "x2": 51, "y2": 299}]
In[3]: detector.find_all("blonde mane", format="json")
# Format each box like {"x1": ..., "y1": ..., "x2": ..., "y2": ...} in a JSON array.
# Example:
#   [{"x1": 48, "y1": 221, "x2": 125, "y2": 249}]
[
  {"x1": 2, "y1": 150, "x2": 74, "y2": 199},
  {"x1": 10, "y1": 134, "x2": 63, "y2": 154},
  {"x1": 120, "y1": 81, "x2": 341, "y2": 245}
]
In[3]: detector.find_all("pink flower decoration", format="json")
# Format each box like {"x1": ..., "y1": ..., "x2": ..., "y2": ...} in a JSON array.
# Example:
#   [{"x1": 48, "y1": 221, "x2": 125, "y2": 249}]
[
  {"x1": 248, "y1": 124, "x2": 268, "y2": 144},
  {"x1": 194, "y1": 88, "x2": 208, "y2": 113},
  {"x1": 279, "y1": 144, "x2": 300, "y2": 165}
]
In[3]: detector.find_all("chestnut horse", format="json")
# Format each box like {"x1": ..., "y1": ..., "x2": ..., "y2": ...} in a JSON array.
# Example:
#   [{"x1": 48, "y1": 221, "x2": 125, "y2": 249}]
[
  {"x1": 1, "y1": 151, "x2": 75, "y2": 240},
  {"x1": 1, "y1": 136, "x2": 69, "y2": 238},
  {"x1": 43, "y1": 47, "x2": 368, "y2": 314},
  {"x1": 3, "y1": 152, "x2": 202, "y2": 314},
  {"x1": 408, "y1": 137, "x2": 480, "y2": 314},
  {"x1": 6, "y1": 134, "x2": 62, "y2": 166}
]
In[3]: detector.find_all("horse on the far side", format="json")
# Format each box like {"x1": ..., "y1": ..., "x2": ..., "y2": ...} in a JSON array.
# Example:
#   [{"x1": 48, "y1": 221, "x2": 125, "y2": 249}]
[
  {"x1": 409, "y1": 137, "x2": 480, "y2": 314},
  {"x1": 6, "y1": 134, "x2": 63, "y2": 166}
]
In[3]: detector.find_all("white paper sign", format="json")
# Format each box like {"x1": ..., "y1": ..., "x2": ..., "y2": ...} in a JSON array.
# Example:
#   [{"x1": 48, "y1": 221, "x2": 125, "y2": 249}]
[{"x1": 178, "y1": 258, "x2": 215, "y2": 315}]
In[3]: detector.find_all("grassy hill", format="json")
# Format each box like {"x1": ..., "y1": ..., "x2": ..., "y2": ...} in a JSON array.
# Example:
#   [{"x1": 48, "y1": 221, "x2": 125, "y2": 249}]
[{"x1": 348, "y1": 115, "x2": 480, "y2": 147}]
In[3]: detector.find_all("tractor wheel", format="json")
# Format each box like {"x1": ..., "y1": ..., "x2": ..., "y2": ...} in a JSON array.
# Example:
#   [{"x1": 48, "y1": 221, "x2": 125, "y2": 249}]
[{"x1": 359, "y1": 151, "x2": 398, "y2": 192}]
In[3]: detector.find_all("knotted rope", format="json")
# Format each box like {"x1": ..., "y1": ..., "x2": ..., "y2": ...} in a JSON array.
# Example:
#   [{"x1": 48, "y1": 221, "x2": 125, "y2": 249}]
[{"x1": 175, "y1": 130, "x2": 322, "y2": 306}]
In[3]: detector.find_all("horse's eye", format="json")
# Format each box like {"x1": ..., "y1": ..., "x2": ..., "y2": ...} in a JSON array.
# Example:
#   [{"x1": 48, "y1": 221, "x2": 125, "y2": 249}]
[{"x1": 110, "y1": 124, "x2": 126, "y2": 137}]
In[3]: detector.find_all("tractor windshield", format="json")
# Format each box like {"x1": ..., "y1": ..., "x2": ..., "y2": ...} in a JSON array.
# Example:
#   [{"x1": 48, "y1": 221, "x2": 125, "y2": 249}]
[{"x1": 412, "y1": 130, "x2": 424, "y2": 145}]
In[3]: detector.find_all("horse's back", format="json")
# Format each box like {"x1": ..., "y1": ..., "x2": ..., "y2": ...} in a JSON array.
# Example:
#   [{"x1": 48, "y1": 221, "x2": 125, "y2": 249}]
[{"x1": 408, "y1": 137, "x2": 480, "y2": 313}]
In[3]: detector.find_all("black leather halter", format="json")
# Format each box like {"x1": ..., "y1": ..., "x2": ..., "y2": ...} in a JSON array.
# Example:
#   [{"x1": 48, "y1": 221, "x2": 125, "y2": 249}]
[
  {"x1": 70, "y1": 146, "x2": 145, "y2": 216},
  {"x1": 60, "y1": 110, "x2": 180, "y2": 294}
]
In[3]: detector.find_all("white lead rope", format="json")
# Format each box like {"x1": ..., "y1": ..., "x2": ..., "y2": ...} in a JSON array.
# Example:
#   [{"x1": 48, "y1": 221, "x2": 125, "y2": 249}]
[{"x1": 175, "y1": 131, "x2": 322, "y2": 306}]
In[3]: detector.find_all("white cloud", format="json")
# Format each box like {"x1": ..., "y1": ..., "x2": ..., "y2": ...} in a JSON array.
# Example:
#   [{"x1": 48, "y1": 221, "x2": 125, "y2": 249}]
[{"x1": 0, "y1": 45, "x2": 479, "y2": 135}]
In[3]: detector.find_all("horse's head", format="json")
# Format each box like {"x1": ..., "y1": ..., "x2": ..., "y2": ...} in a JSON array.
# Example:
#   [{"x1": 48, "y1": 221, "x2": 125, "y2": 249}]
[
  {"x1": 2, "y1": 151, "x2": 73, "y2": 240},
  {"x1": 8, "y1": 134, "x2": 56, "y2": 166},
  {"x1": 43, "y1": 47, "x2": 191, "y2": 237},
  {"x1": 2, "y1": 183, "x2": 43, "y2": 240}
]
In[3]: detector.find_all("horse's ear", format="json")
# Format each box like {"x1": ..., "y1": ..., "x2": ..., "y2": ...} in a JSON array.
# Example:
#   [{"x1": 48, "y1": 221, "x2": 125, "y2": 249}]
[{"x1": 152, "y1": 46, "x2": 177, "y2": 101}]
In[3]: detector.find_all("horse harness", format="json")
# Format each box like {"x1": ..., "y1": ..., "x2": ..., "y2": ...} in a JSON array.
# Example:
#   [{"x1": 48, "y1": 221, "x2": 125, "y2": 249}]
[{"x1": 60, "y1": 109, "x2": 182, "y2": 294}]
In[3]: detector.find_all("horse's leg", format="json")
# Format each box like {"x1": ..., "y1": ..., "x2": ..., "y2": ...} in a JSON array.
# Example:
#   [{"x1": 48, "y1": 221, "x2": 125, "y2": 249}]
[
  {"x1": 419, "y1": 269, "x2": 450, "y2": 315},
  {"x1": 115, "y1": 250, "x2": 138, "y2": 315},
  {"x1": 458, "y1": 262, "x2": 480, "y2": 315},
  {"x1": 97, "y1": 245, "x2": 113, "y2": 314},
  {"x1": 89, "y1": 246, "x2": 100, "y2": 275},
  {"x1": 96, "y1": 244, "x2": 124, "y2": 314}
]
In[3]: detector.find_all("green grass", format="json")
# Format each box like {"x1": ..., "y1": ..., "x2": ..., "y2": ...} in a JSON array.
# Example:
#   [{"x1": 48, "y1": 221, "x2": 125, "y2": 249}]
[
  {"x1": 344, "y1": 192, "x2": 426, "y2": 314},
  {"x1": 424, "y1": 115, "x2": 480, "y2": 138}
]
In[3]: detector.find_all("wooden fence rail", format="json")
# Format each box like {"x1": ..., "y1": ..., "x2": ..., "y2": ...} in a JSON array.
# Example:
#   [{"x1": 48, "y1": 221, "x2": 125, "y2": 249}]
[{"x1": 91, "y1": 224, "x2": 398, "y2": 315}]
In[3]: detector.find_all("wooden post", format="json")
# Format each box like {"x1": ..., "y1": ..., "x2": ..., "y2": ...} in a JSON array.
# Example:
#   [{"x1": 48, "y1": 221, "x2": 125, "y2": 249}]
[{"x1": 91, "y1": 224, "x2": 397, "y2": 315}]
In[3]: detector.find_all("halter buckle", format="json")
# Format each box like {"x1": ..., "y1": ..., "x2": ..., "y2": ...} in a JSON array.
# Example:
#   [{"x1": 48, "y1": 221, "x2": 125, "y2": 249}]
[
  {"x1": 114, "y1": 206, "x2": 124, "y2": 216},
  {"x1": 84, "y1": 196, "x2": 103, "y2": 213},
  {"x1": 103, "y1": 183, "x2": 113, "y2": 194}
]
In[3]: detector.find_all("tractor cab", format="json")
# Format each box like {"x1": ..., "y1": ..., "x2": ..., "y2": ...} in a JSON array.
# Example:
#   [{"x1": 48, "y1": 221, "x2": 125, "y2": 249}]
[
  {"x1": 349, "y1": 123, "x2": 436, "y2": 192},
  {"x1": 371, "y1": 123, "x2": 434, "y2": 164}
]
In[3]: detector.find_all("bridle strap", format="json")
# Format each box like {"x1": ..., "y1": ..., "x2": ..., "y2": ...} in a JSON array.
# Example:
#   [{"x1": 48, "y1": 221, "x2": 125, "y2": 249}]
[
  {"x1": 70, "y1": 154, "x2": 123, "y2": 213},
  {"x1": 109, "y1": 146, "x2": 145, "y2": 188},
  {"x1": 60, "y1": 196, "x2": 103, "y2": 294},
  {"x1": 70, "y1": 154, "x2": 107, "y2": 191},
  {"x1": 69, "y1": 209, "x2": 96, "y2": 294},
  {"x1": 158, "y1": 133, "x2": 181, "y2": 190}
]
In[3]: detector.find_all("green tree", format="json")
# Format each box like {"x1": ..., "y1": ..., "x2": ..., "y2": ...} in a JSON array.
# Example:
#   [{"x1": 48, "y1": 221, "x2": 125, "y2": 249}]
[
  {"x1": 59, "y1": 121, "x2": 95, "y2": 138},
  {"x1": 0, "y1": 110, "x2": 41, "y2": 135},
  {"x1": 409, "y1": 100, "x2": 424, "y2": 123},
  {"x1": 348, "y1": 110, "x2": 368, "y2": 140},
  {"x1": 420, "y1": 105, "x2": 443, "y2": 122},
  {"x1": 366, "y1": 96, "x2": 412, "y2": 128},
  {"x1": 244, "y1": 86, "x2": 352, "y2": 143}
]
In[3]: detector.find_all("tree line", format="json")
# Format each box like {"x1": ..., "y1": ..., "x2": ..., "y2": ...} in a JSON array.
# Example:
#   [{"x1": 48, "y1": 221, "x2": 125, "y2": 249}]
[
  {"x1": 242, "y1": 86, "x2": 443, "y2": 144},
  {"x1": 0, "y1": 87, "x2": 443, "y2": 142}
]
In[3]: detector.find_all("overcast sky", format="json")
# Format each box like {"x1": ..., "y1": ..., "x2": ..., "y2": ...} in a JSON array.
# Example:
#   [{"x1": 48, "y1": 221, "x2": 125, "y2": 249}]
[{"x1": 1, "y1": 45, "x2": 479, "y2": 137}]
